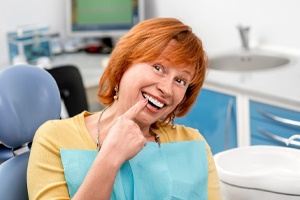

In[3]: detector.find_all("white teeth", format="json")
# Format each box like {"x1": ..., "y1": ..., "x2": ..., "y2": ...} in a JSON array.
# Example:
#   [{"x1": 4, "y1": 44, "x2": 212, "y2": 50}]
[{"x1": 143, "y1": 93, "x2": 164, "y2": 108}]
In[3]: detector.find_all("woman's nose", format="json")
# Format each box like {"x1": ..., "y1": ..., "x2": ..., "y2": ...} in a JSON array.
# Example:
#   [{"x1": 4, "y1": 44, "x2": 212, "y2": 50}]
[{"x1": 156, "y1": 78, "x2": 173, "y2": 96}]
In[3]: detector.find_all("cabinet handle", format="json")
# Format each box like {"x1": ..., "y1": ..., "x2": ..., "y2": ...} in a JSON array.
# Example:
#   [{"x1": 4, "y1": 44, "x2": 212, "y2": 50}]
[
  {"x1": 258, "y1": 128, "x2": 300, "y2": 147},
  {"x1": 258, "y1": 110, "x2": 300, "y2": 127},
  {"x1": 225, "y1": 99, "x2": 233, "y2": 150}
]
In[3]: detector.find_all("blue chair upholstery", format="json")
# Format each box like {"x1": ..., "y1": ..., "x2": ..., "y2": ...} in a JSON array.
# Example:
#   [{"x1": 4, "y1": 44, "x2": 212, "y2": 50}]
[{"x1": 0, "y1": 65, "x2": 61, "y2": 200}]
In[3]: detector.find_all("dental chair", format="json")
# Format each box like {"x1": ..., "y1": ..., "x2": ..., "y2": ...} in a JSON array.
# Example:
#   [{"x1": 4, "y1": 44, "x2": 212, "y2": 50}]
[
  {"x1": 0, "y1": 65, "x2": 61, "y2": 200},
  {"x1": 46, "y1": 65, "x2": 89, "y2": 118}
]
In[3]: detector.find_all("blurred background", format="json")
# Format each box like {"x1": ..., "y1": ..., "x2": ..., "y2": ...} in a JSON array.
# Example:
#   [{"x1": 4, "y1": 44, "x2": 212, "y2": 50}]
[{"x1": 1, "y1": 0, "x2": 300, "y2": 67}]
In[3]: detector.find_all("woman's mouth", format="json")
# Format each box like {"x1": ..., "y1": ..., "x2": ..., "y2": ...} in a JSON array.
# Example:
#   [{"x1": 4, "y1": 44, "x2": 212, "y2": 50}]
[{"x1": 142, "y1": 92, "x2": 165, "y2": 109}]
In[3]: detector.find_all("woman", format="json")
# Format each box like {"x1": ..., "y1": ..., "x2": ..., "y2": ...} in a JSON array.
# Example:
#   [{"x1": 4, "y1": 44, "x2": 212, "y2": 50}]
[{"x1": 27, "y1": 17, "x2": 222, "y2": 199}]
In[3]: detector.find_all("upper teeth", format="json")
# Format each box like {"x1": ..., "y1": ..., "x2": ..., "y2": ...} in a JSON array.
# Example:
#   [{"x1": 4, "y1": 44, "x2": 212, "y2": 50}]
[{"x1": 143, "y1": 93, "x2": 164, "y2": 108}]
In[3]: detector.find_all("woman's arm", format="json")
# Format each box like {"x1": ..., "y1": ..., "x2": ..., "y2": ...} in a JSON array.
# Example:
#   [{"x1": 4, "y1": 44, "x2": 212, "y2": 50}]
[
  {"x1": 27, "y1": 121, "x2": 71, "y2": 199},
  {"x1": 73, "y1": 99, "x2": 148, "y2": 199},
  {"x1": 28, "y1": 100, "x2": 148, "y2": 199}
]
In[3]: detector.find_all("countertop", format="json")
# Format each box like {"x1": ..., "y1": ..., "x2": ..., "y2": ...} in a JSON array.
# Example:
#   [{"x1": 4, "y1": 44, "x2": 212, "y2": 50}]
[{"x1": 0, "y1": 52, "x2": 109, "y2": 89}]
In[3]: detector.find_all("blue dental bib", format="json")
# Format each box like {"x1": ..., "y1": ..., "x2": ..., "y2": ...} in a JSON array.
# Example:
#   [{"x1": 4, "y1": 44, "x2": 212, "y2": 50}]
[{"x1": 60, "y1": 141, "x2": 208, "y2": 199}]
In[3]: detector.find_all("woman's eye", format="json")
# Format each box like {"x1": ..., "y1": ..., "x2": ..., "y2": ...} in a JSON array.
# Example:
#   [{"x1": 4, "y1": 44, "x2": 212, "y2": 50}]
[
  {"x1": 176, "y1": 78, "x2": 186, "y2": 86},
  {"x1": 154, "y1": 64, "x2": 163, "y2": 73}
]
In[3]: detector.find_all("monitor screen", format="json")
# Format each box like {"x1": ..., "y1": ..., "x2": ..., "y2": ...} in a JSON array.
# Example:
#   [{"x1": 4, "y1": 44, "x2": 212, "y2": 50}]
[{"x1": 65, "y1": 0, "x2": 145, "y2": 39}]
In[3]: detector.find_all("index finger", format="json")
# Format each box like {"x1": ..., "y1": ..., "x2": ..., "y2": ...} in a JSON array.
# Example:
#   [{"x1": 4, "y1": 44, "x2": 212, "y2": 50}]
[{"x1": 123, "y1": 98, "x2": 147, "y2": 120}]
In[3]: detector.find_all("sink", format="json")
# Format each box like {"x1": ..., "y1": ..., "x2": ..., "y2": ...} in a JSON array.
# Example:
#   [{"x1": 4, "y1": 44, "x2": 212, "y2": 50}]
[
  {"x1": 209, "y1": 51, "x2": 290, "y2": 71},
  {"x1": 214, "y1": 145, "x2": 300, "y2": 200}
]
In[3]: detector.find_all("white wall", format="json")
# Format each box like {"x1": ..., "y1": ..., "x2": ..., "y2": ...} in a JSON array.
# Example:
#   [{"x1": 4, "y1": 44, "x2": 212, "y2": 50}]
[
  {"x1": 146, "y1": 0, "x2": 300, "y2": 56},
  {"x1": 0, "y1": 0, "x2": 65, "y2": 66},
  {"x1": 1, "y1": 0, "x2": 300, "y2": 65}
]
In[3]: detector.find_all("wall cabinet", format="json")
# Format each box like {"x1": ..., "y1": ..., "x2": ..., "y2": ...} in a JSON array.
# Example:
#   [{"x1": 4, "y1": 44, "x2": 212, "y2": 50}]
[
  {"x1": 250, "y1": 100, "x2": 300, "y2": 148},
  {"x1": 175, "y1": 88, "x2": 238, "y2": 154}
]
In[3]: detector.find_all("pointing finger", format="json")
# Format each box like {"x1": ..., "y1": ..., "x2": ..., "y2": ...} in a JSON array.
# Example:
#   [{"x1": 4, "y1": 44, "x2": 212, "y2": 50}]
[{"x1": 123, "y1": 98, "x2": 147, "y2": 120}]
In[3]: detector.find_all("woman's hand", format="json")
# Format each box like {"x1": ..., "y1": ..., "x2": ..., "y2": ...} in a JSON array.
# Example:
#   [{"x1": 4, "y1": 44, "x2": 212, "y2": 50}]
[{"x1": 100, "y1": 99, "x2": 148, "y2": 165}]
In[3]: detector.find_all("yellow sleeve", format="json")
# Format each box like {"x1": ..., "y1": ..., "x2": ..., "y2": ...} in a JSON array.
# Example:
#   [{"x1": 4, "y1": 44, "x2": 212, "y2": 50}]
[
  {"x1": 206, "y1": 142, "x2": 223, "y2": 200},
  {"x1": 27, "y1": 120, "x2": 70, "y2": 200},
  {"x1": 28, "y1": 111, "x2": 96, "y2": 199}
]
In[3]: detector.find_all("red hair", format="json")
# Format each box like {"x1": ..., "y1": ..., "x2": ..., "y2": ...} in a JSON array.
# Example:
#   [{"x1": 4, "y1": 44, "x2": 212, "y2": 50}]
[{"x1": 98, "y1": 18, "x2": 207, "y2": 122}]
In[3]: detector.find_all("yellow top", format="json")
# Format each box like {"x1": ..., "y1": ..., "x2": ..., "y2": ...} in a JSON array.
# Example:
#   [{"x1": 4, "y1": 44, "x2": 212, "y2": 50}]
[{"x1": 27, "y1": 111, "x2": 222, "y2": 199}]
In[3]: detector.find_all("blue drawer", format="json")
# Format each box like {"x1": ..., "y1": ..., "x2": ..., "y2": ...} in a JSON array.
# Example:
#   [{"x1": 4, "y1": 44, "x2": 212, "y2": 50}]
[
  {"x1": 251, "y1": 118, "x2": 300, "y2": 148},
  {"x1": 250, "y1": 101, "x2": 300, "y2": 129},
  {"x1": 250, "y1": 101, "x2": 300, "y2": 148}
]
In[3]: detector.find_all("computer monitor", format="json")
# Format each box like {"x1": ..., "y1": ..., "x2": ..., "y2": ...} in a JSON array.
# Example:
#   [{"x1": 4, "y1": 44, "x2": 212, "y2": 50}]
[{"x1": 65, "y1": 0, "x2": 145, "y2": 39}]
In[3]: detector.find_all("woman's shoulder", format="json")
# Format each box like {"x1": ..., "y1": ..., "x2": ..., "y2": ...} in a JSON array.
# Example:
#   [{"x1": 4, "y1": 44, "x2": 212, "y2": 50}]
[
  {"x1": 36, "y1": 112, "x2": 82, "y2": 133},
  {"x1": 157, "y1": 123, "x2": 206, "y2": 143},
  {"x1": 33, "y1": 111, "x2": 90, "y2": 145}
]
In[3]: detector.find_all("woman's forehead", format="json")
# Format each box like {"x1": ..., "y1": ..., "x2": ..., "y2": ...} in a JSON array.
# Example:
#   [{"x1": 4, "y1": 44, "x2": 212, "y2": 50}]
[{"x1": 157, "y1": 49, "x2": 196, "y2": 72}]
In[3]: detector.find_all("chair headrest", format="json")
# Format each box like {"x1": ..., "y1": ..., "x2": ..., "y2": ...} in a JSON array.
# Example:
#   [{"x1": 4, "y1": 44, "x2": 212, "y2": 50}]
[{"x1": 0, "y1": 65, "x2": 61, "y2": 148}]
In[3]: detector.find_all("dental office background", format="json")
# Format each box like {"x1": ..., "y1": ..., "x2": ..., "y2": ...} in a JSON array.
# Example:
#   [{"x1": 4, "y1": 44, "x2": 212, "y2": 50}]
[{"x1": 1, "y1": 0, "x2": 300, "y2": 67}]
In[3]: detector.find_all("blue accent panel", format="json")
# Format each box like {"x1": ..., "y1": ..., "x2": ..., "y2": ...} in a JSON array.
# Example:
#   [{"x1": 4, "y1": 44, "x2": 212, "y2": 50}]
[
  {"x1": 175, "y1": 89, "x2": 237, "y2": 154},
  {"x1": 60, "y1": 141, "x2": 208, "y2": 199}
]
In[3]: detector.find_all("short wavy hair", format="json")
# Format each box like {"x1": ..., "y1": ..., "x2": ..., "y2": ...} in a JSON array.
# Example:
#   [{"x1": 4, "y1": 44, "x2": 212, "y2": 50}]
[{"x1": 98, "y1": 17, "x2": 207, "y2": 124}]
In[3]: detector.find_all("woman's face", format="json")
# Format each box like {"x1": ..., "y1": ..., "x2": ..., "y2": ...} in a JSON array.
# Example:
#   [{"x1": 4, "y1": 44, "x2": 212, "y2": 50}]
[{"x1": 118, "y1": 43, "x2": 194, "y2": 127}]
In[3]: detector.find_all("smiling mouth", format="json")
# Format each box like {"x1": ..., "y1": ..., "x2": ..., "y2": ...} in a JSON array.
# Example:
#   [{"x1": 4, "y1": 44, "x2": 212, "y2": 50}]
[{"x1": 142, "y1": 92, "x2": 165, "y2": 109}]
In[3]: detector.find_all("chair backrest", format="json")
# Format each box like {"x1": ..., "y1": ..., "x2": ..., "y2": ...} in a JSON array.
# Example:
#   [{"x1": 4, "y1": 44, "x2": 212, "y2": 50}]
[
  {"x1": 46, "y1": 65, "x2": 88, "y2": 118},
  {"x1": 0, "y1": 65, "x2": 61, "y2": 200}
]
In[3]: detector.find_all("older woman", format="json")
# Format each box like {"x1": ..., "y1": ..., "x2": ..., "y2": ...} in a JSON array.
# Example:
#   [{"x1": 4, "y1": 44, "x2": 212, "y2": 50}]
[{"x1": 27, "y1": 17, "x2": 222, "y2": 200}]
